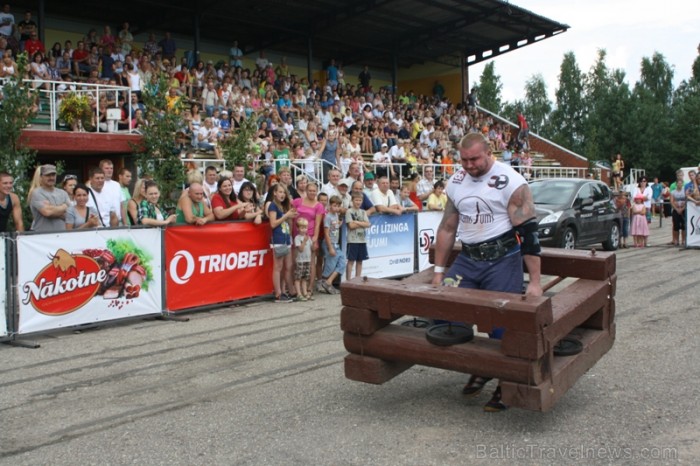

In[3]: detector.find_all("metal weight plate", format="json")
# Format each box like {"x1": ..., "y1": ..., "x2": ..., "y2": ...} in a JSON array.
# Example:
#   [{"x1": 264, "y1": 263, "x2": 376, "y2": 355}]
[
  {"x1": 553, "y1": 336, "x2": 583, "y2": 356},
  {"x1": 400, "y1": 317, "x2": 433, "y2": 328},
  {"x1": 425, "y1": 323, "x2": 474, "y2": 346}
]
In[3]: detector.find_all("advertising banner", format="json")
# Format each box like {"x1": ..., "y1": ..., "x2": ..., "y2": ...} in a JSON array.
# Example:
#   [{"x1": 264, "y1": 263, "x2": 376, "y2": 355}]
[
  {"x1": 687, "y1": 203, "x2": 700, "y2": 248},
  {"x1": 351, "y1": 213, "x2": 415, "y2": 279},
  {"x1": 17, "y1": 229, "x2": 163, "y2": 334},
  {"x1": 165, "y1": 222, "x2": 273, "y2": 311},
  {"x1": 0, "y1": 238, "x2": 7, "y2": 338},
  {"x1": 416, "y1": 211, "x2": 443, "y2": 272}
]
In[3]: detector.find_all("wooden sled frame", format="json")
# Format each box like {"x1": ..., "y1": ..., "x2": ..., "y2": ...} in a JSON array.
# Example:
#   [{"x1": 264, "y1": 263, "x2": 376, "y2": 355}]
[{"x1": 340, "y1": 246, "x2": 616, "y2": 412}]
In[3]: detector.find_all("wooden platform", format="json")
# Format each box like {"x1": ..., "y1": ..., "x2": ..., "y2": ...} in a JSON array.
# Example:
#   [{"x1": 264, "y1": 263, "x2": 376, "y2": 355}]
[{"x1": 340, "y1": 247, "x2": 616, "y2": 412}]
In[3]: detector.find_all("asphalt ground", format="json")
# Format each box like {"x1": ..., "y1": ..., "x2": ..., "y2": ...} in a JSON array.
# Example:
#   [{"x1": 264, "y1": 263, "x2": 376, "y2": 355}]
[{"x1": 0, "y1": 218, "x2": 696, "y2": 465}]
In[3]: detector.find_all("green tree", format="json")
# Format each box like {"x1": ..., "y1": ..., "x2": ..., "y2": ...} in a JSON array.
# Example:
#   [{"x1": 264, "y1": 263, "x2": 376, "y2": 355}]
[
  {"x1": 134, "y1": 74, "x2": 186, "y2": 208},
  {"x1": 522, "y1": 74, "x2": 552, "y2": 136},
  {"x1": 0, "y1": 53, "x2": 37, "y2": 228},
  {"x1": 627, "y1": 53, "x2": 674, "y2": 176},
  {"x1": 670, "y1": 79, "x2": 700, "y2": 175},
  {"x1": 550, "y1": 52, "x2": 586, "y2": 154},
  {"x1": 220, "y1": 115, "x2": 258, "y2": 172},
  {"x1": 582, "y1": 50, "x2": 632, "y2": 164},
  {"x1": 477, "y1": 61, "x2": 503, "y2": 113}
]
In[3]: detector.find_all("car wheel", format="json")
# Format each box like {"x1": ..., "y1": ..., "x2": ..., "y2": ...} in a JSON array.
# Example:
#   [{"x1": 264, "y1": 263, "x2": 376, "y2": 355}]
[
  {"x1": 602, "y1": 223, "x2": 620, "y2": 251},
  {"x1": 560, "y1": 227, "x2": 576, "y2": 249}
]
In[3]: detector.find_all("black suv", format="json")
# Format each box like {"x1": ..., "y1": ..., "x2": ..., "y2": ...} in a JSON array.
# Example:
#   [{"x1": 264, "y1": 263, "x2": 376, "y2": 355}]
[{"x1": 530, "y1": 178, "x2": 621, "y2": 250}]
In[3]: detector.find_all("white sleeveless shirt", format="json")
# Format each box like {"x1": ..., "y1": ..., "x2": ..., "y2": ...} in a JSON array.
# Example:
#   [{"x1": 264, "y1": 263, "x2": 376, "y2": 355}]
[{"x1": 445, "y1": 161, "x2": 526, "y2": 244}]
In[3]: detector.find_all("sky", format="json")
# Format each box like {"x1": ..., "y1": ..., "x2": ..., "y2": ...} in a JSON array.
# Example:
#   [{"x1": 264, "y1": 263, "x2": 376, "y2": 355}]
[{"x1": 468, "y1": 0, "x2": 700, "y2": 103}]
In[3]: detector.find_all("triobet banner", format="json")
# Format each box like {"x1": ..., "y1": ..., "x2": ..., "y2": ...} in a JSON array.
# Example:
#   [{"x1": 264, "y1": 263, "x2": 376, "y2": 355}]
[
  {"x1": 356, "y1": 213, "x2": 415, "y2": 278},
  {"x1": 17, "y1": 229, "x2": 163, "y2": 334},
  {"x1": 1, "y1": 238, "x2": 7, "y2": 338},
  {"x1": 687, "y1": 203, "x2": 700, "y2": 248},
  {"x1": 165, "y1": 222, "x2": 273, "y2": 311},
  {"x1": 416, "y1": 211, "x2": 443, "y2": 271}
]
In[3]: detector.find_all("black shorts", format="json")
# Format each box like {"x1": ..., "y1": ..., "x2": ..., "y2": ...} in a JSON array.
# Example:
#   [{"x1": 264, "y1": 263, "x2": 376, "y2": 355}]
[
  {"x1": 346, "y1": 243, "x2": 369, "y2": 262},
  {"x1": 672, "y1": 209, "x2": 686, "y2": 232}
]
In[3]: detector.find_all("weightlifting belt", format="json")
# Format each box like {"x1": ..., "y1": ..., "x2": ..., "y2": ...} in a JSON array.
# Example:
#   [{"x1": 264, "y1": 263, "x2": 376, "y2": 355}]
[{"x1": 461, "y1": 231, "x2": 519, "y2": 262}]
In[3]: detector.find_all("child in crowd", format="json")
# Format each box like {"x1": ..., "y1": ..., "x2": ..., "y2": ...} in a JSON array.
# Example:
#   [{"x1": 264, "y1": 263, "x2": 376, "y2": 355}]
[
  {"x1": 615, "y1": 191, "x2": 631, "y2": 248},
  {"x1": 398, "y1": 185, "x2": 419, "y2": 212},
  {"x1": 426, "y1": 180, "x2": 447, "y2": 211},
  {"x1": 345, "y1": 192, "x2": 371, "y2": 280},
  {"x1": 266, "y1": 183, "x2": 298, "y2": 303},
  {"x1": 315, "y1": 191, "x2": 329, "y2": 289},
  {"x1": 294, "y1": 217, "x2": 313, "y2": 301},
  {"x1": 319, "y1": 196, "x2": 346, "y2": 294},
  {"x1": 630, "y1": 193, "x2": 649, "y2": 248}
]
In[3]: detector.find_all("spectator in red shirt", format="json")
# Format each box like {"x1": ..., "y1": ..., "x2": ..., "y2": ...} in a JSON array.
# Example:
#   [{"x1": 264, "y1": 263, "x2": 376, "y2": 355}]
[
  {"x1": 24, "y1": 31, "x2": 44, "y2": 57},
  {"x1": 72, "y1": 40, "x2": 90, "y2": 77}
]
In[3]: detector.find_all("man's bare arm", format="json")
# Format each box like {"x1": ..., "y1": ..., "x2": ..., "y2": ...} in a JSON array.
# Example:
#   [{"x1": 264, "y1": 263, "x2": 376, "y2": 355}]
[
  {"x1": 431, "y1": 198, "x2": 459, "y2": 285},
  {"x1": 507, "y1": 184, "x2": 542, "y2": 296},
  {"x1": 507, "y1": 184, "x2": 537, "y2": 225}
]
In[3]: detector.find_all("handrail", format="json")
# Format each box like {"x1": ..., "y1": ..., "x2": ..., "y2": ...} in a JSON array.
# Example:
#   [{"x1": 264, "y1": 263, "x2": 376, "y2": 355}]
[{"x1": 15, "y1": 79, "x2": 133, "y2": 133}]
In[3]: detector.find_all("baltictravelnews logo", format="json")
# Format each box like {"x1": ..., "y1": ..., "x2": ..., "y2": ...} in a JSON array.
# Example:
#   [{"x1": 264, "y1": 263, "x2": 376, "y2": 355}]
[{"x1": 22, "y1": 240, "x2": 153, "y2": 315}]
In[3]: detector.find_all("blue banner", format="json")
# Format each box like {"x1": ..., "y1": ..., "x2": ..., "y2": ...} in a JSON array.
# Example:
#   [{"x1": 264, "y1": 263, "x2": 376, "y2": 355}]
[{"x1": 344, "y1": 213, "x2": 415, "y2": 278}]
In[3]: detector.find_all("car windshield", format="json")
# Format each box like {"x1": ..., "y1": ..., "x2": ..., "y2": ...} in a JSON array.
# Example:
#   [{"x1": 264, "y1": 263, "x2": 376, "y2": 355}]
[{"x1": 530, "y1": 181, "x2": 577, "y2": 205}]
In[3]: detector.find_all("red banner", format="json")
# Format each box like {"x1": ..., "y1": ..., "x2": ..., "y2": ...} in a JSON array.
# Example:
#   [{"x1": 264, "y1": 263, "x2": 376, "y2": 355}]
[{"x1": 165, "y1": 222, "x2": 273, "y2": 311}]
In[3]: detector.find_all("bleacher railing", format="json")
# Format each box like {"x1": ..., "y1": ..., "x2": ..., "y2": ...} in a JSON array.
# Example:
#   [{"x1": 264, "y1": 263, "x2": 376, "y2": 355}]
[{"x1": 21, "y1": 79, "x2": 134, "y2": 133}]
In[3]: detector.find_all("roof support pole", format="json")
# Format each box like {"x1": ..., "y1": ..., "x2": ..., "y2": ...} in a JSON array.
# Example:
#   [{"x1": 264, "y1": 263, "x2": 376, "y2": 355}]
[
  {"x1": 193, "y1": 9, "x2": 201, "y2": 65},
  {"x1": 391, "y1": 52, "x2": 398, "y2": 95},
  {"x1": 307, "y1": 36, "x2": 313, "y2": 84},
  {"x1": 460, "y1": 51, "x2": 469, "y2": 104},
  {"x1": 38, "y1": 0, "x2": 46, "y2": 45}
]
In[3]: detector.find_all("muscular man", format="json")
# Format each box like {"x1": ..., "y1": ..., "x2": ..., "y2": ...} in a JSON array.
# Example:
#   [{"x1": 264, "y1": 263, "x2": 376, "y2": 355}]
[
  {"x1": 0, "y1": 172, "x2": 24, "y2": 232},
  {"x1": 176, "y1": 182, "x2": 214, "y2": 226},
  {"x1": 431, "y1": 133, "x2": 542, "y2": 412}
]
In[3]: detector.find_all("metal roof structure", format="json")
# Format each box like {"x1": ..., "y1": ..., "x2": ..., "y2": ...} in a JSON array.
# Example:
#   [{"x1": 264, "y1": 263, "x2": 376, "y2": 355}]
[{"x1": 18, "y1": 0, "x2": 568, "y2": 70}]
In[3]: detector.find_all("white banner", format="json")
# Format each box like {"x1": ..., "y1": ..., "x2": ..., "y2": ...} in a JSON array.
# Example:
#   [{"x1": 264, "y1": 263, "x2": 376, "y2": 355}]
[
  {"x1": 687, "y1": 203, "x2": 700, "y2": 248},
  {"x1": 0, "y1": 238, "x2": 7, "y2": 338},
  {"x1": 416, "y1": 211, "x2": 444, "y2": 272},
  {"x1": 17, "y1": 229, "x2": 163, "y2": 334}
]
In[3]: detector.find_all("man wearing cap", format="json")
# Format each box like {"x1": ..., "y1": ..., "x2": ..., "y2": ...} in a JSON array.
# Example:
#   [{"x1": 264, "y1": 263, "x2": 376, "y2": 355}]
[
  {"x1": 337, "y1": 178, "x2": 352, "y2": 213},
  {"x1": 363, "y1": 172, "x2": 377, "y2": 197},
  {"x1": 29, "y1": 165, "x2": 71, "y2": 232},
  {"x1": 373, "y1": 143, "x2": 395, "y2": 179}
]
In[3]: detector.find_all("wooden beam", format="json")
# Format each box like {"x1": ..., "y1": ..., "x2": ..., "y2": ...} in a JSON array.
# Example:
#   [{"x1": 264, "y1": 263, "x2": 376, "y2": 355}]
[
  {"x1": 344, "y1": 326, "x2": 546, "y2": 385},
  {"x1": 501, "y1": 325, "x2": 615, "y2": 411},
  {"x1": 344, "y1": 354, "x2": 413, "y2": 384},
  {"x1": 428, "y1": 244, "x2": 616, "y2": 280},
  {"x1": 341, "y1": 278, "x2": 552, "y2": 334},
  {"x1": 544, "y1": 276, "x2": 614, "y2": 343}
]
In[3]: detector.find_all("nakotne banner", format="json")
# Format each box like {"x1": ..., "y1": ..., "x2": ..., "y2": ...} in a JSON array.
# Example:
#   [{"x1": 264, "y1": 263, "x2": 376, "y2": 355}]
[
  {"x1": 165, "y1": 222, "x2": 274, "y2": 311},
  {"x1": 17, "y1": 229, "x2": 163, "y2": 334},
  {"x1": 0, "y1": 238, "x2": 7, "y2": 338},
  {"x1": 357, "y1": 213, "x2": 415, "y2": 278},
  {"x1": 416, "y1": 211, "x2": 443, "y2": 272},
  {"x1": 686, "y1": 202, "x2": 700, "y2": 248}
]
